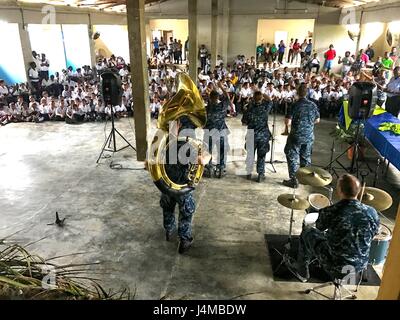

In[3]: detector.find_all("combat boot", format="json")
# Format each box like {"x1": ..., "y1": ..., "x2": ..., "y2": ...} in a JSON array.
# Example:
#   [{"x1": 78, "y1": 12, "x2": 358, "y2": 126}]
[
  {"x1": 178, "y1": 237, "x2": 193, "y2": 254},
  {"x1": 215, "y1": 167, "x2": 226, "y2": 179},
  {"x1": 256, "y1": 173, "x2": 266, "y2": 183},
  {"x1": 166, "y1": 230, "x2": 174, "y2": 242},
  {"x1": 283, "y1": 178, "x2": 299, "y2": 189}
]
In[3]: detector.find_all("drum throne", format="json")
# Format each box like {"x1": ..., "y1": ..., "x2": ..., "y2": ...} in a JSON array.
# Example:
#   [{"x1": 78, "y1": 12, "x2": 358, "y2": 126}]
[{"x1": 301, "y1": 266, "x2": 368, "y2": 300}]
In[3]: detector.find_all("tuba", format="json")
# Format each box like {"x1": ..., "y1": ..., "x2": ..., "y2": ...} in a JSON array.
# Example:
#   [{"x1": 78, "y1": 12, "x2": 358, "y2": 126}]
[{"x1": 147, "y1": 72, "x2": 208, "y2": 196}]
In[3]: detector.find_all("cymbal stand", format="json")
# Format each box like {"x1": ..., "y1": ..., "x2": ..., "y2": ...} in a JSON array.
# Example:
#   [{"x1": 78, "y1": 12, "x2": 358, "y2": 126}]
[
  {"x1": 322, "y1": 185, "x2": 334, "y2": 205},
  {"x1": 325, "y1": 140, "x2": 340, "y2": 179},
  {"x1": 372, "y1": 159, "x2": 381, "y2": 187},
  {"x1": 273, "y1": 188, "x2": 298, "y2": 275}
]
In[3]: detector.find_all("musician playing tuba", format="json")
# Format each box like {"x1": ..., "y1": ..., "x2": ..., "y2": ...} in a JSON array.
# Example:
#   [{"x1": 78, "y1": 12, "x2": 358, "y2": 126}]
[{"x1": 147, "y1": 73, "x2": 211, "y2": 254}]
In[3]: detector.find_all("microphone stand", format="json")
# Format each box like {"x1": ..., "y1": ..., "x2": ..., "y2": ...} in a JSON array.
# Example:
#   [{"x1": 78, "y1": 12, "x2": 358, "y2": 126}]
[{"x1": 266, "y1": 99, "x2": 286, "y2": 173}]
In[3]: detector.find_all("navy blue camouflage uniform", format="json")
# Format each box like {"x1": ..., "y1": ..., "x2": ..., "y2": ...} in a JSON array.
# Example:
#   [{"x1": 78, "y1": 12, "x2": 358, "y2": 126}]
[
  {"x1": 179, "y1": 115, "x2": 197, "y2": 139},
  {"x1": 298, "y1": 200, "x2": 380, "y2": 277},
  {"x1": 243, "y1": 100, "x2": 273, "y2": 175},
  {"x1": 204, "y1": 96, "x2": 229, "y2": 170},
  {"x1": 160, "y1": 139, "x2": 196, "y2": 241},
  {"x1": 284, "y1": 98, "x2": 320, "y2": 179}
]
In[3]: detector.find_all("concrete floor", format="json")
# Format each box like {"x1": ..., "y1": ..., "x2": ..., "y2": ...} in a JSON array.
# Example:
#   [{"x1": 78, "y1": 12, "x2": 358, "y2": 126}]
[{"x1": 0, "y1": 116, "x2": 399, "y2": 300}]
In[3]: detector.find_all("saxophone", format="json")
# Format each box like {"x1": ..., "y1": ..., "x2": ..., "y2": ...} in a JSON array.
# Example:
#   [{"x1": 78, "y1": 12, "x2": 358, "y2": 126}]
[{"x1": 147, "y1": 72, "x2": 208, "y2": 195}]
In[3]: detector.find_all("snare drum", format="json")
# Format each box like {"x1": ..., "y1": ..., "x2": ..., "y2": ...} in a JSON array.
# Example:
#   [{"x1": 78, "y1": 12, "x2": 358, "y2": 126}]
[
  {"x1": 369, "y1": 224, "x2": 392, "y2": 265},
  {"x1": 308, "y1": 193, "x2": 330, "y2": 213},
  {"x1": 303, "y1": 194, "x2": 330, "y2": 227}
]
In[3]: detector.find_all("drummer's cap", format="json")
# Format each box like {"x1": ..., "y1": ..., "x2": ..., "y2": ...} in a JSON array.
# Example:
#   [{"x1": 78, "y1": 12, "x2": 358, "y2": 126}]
[{"x1": 338, "y1": 174, "x2": 361, "y2": 198}]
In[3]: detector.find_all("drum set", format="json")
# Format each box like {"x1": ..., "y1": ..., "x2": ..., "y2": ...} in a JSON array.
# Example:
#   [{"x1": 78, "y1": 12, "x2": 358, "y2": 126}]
[{"x1": 274, "y1": 166, "x2": 394, "y2": 275}]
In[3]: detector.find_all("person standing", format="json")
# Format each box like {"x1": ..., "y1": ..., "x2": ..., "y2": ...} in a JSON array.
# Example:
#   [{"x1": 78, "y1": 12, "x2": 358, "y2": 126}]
[
  {"x1": 176, "y1": 40, "x2": 183, "y2": 64},
  {"x1": 323, "y1": 44, "x2": 336, "y2": 74},
  {"x1": 384, "y1": 66, "x2": 400, "y2": 117},
  {"x1": 359, "y1": 49, "x2": 370, "y2": 65},
  {"x1": 292, "y1": 39, "x2": 301, "y2": 65},
  {"x1": 39, "y1": 53, "x2": 50, "y2": 81},
  {"x1": 304, "y1": 39, "x2": 313, "y2": 58},
  {"x1": 283, "y1": 84, "x2": 320, "y2": 188},
  {"x1": 159, "y1": 37, "x2": 166, "y2": 54},
  {"x1": 198, "y1": 44, "x2": 208, "y2": 72},
  {"x1": 204, "y1": 87, "x2": 229, "y2": 178},
  {"x1": 27, "y1": 62, "x2": 40, "y2": 97},
  {"x1": 365, "y1": 44, "x2": 375, "y2": 61},
  {"x1": 152, "y1": 37, "x2": 160, "y2": 56},
  {"x1": 184, "y1": 37, "x2": 189, "y2": 62},
  {"x1": 278, "y1": 40, "x2": 286, "y2": 64},
  {"x1": 300, "y1": 39, "x2": 308, "y2": 59},
  {"x1": 158, "y1": 120, "x2": 211, "y2": 254},
  {"x1": 242, "y1": 91, "x2": 273, "y2": 182},
  {"x1": 389, "y1": 47, "x2": 398, "y2": 66},
  {"x1": 287, "y1": 38, "x2": 294, "y2": 63}
]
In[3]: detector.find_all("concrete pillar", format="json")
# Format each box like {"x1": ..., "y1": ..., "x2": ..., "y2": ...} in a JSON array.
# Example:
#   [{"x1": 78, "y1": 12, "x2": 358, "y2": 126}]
[
  {"x1": 18, "y1": 23, "x2": 33, "y2": 73},
  {"x1": 211, "y1": 0, "x2": 218, "y2": 69},
  {"x1": 126, "y1": 0, "x2": 150, "y2": 161},
  {"x1": 188, "y1": 0, "x2": 198, "y2": 81},
  {"x1": 377, "y1": 204, "x2": 400, "y2": 300},
  {"x1": 145, "y1": 20, "x2": 151, "y2": 58},
  {"x1": 355, "y1": 10, "x2": 364, "y2": 54},
  {"x1": 87, "y1": 14, "x2": 97, "y2": 69},
  {"x1": 221, "y1": 0, "x2": 230, "y2": 65}
]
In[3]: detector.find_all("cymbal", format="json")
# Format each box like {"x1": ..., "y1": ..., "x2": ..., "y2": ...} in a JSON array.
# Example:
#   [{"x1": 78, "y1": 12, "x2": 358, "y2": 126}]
[
  {"x1": 296, "y1": 166, "x2": 333, "y2": 187},
  {"x1": 278, "y1": 194, "x2": 310, "y2": 210},
  {"x1": 361, "y1": 187, "x2": 393, "y2": 211}
]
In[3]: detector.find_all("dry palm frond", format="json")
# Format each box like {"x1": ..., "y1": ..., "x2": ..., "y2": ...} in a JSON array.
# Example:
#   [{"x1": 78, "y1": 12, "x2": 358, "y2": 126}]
[{"x1": 0, "y1": 242, "x2": 131, "y2": 300}]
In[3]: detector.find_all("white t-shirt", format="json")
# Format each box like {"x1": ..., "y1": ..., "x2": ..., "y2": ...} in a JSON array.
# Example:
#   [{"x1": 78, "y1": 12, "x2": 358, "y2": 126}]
[
  {"x1": 40, "y1": 58, "x2": 50, "y2": 71},
  {"x1": 29, "y1": 68, "x2": 39, "y2": 82},
  {"x1": 119, "y1": 69, "x2": 129, "y2": 77},
  {"x1": 55, "y1": 106, "x2": 65, "y2": 116},
  {"x1": 240, "y1": 87, "x2": 253, "y2": 98},
  {"x1": 0, "y1": 85, "x2": 9, "y2": 96}
]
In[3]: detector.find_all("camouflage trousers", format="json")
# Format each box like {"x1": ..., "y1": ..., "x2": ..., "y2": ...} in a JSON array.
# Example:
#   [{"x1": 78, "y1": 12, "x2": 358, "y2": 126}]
[
  {"x1": 246, "y1": 136, "x2": 270, "y2": 175},
  {"x1": 297, "y1": 227, "x2": 332, "y2": 272},
  {"x1": 299, "y1": 226, "x2": 369, "y2": 278},
  {"x1": 284, "y1": 138, "x2": 313, "y2": 179},
  {"x1": 206, "y1": 134, "x2": 228, "y2": 169},
  {"x1": 160, "y1": 191, "x2": 196, "y2": 241}
]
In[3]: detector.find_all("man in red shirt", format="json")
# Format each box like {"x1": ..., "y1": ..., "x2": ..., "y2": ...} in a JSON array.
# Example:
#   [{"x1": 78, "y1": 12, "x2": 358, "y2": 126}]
[
  {"x1": 324, "y1": 44, "x2": 336, "y2": 74},
  {"x1": 292, "y1": 39, "x2": 301, "y2": 65},
  {"x1": 359, "y1": 49, "x2": 370, "y2": 65}
]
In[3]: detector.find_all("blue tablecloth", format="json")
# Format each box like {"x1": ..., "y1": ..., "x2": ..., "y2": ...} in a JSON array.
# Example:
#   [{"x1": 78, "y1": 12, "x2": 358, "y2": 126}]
[{"x1": 364, "y1": 113, "x2": 400, "y2": 171}]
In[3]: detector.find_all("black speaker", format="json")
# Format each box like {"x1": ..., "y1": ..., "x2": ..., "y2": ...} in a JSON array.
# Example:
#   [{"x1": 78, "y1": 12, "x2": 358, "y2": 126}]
[
  {"x1": 348, "y1": 81, "x2": 377, "y2": 119},
  {"x1": 101, "y1": 71, "x2": 122, "y2": 106}
]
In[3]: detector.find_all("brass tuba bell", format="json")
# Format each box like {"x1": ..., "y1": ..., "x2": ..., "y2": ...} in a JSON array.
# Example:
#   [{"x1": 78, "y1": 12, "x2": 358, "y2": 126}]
[{"x1": 147, "y1": 73, "x2": 208, "y2": 195}]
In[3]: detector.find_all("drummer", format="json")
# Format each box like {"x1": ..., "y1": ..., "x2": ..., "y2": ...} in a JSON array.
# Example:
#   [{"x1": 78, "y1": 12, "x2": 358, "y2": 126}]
[{"x1": 288, "y1": 174, "x2": 380, "y2": 282}]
